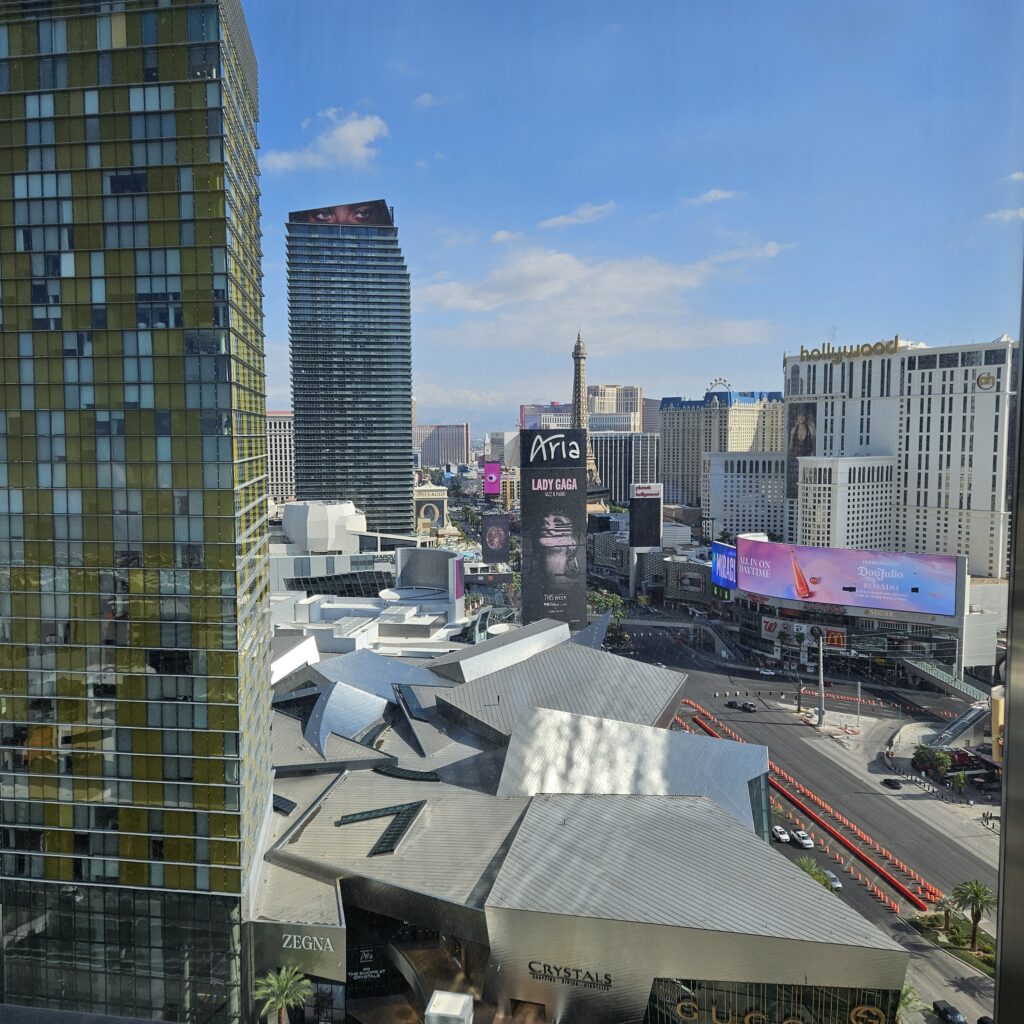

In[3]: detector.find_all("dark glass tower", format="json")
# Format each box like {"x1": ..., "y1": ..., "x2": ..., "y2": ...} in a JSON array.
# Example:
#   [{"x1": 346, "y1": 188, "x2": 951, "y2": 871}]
[
  {"x1": 288, "y1": 199, "x2": 414, "y2": 533},
  {"x1": 0, "y1": 2, "x2": 270, "y2": 1021}
]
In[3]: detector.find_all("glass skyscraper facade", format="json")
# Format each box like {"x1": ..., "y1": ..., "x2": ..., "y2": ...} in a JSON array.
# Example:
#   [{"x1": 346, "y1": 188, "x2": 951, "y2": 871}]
[
  {"x1": 0, "y1": 1, "x2": 270, "y2": 1021},
  {"x1": 288, "y1": 199, "x2": 414, "y2": 533}
]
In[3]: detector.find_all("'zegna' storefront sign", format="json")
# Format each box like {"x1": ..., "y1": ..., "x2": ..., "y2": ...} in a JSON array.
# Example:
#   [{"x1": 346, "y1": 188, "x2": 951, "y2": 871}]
[
  {"x1": 528, "y1": 960, "x2": 612, "y2": 990},
  {"x1": 248, "y1": 920, "x2": 346, "y2": 984},
  {"x1": 282, "y1": 933, "x2": 335, "y2": 952}
]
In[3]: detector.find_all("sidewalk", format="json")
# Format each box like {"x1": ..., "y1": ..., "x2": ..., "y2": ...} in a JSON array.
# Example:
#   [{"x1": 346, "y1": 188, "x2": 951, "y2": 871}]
[{"x1": 797, "y1": 710, "x2": 1001, "y2": 872}]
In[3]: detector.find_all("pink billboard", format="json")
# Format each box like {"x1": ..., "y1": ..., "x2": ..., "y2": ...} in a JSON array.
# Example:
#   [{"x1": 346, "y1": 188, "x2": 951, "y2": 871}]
[
  {"x1": 735, "y1": 538, "x2": 959, "y2": 616},
  {"x1": 483, "y1": 461, "x2": 501, "y2": 495}
]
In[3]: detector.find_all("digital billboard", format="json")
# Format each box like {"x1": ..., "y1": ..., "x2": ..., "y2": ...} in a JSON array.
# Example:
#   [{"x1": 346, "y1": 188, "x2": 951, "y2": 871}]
[
  {"x1": 760, "y1": 616, "x2": 846, "y2": 649},
  {"x1": 481, "y1": 513, "x2": 510, "y2": 565},
  {"x1": 520, "y1": 429, "x2": 587, "y2": 630},
  {"x1": 629, "y1": 483, "x2": 663, "y2": 548},
  {"x1": 288, "y1": 199, "x2": 393, "y2": 226},
  {"x1": 483, "y1": 461, "x2": 501, "y2": 496},
  {"x1": 736, "y1": 537, "x2": 959, "y2": 616},
  {"x1": 414, "y1": 497, "x2": 445, "y2": 527},
  {"x1": 710, "y1": 541, "x2": 737, "y2": 590},
  {"x1": 786, "y1": 401, "x2": 817, "y2": 499}
]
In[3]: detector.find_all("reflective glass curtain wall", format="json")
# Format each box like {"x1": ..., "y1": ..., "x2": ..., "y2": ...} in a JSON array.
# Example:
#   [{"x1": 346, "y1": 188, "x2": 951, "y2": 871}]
[
  {"x1": 0, "y1": 1, "x2": 270, "y2": 1021},
  {"x1": 288, "y1": 212, "x2": 414, "y2": 533}
]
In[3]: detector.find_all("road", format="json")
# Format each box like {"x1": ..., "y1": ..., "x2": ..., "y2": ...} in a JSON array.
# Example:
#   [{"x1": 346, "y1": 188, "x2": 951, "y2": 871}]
[
  {"x1": 619, "y1": 626, "x2": 996, "y2": 1020},
  {"x1": 619, "y1": 622, "x2": 971, "y2": 721},
  {"x1": 676, "y1": 670, "x2": 997, "y2": 900}
]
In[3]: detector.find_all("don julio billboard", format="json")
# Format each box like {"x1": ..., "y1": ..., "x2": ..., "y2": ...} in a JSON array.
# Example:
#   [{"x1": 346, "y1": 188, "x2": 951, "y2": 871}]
[
  {"x1": 520, "y1": 429, "x2": 587, "y2": 630},
  {"x1": 736, "y1": 537, "x2": 960, "y2": 617}
]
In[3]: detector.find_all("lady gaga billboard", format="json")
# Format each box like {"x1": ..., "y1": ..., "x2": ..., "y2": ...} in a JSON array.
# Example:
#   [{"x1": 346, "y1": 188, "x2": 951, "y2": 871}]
[
  {"x1": 736, "y1": 537, "x2": 960, "y2": 617},
  {"x1": 520, "y1": 429, "x2": 587, "y2": 630}
]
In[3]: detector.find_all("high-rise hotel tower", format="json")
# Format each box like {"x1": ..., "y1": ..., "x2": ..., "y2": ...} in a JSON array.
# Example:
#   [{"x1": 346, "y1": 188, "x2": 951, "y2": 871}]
[
  {"x1": 288, "y1": 199, "x2": 414, "y2": 533},
  {"x1": 0, "y1": 2, "x2": 270, "y2": 1021}
]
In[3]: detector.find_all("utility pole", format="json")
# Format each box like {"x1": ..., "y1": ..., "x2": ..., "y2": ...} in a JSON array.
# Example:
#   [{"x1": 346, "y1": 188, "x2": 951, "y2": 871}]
[{"x1": 812, "y1": 626, "x2": 825, "y2": 729}]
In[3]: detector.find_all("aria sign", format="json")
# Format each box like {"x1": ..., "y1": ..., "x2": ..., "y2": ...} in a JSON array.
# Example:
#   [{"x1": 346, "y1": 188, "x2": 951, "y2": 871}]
[
  {"x1": 528, "y1": 960, "x2": 612, "y2": 991},
  {"x1": 674, "y1": 1001, "x2": 886, "y2": 1024}
]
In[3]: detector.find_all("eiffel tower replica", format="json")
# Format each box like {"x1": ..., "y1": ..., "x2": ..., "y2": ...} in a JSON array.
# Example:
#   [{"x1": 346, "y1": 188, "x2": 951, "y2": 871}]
[{"x1": 572, "y1": 331, "x2": 609, "y2": 507}]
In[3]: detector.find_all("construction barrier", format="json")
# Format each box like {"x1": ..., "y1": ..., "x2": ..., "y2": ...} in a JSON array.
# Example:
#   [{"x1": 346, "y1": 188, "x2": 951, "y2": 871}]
[{"x1": 688, "y1": 708, "x2": 937, "y2": 909}]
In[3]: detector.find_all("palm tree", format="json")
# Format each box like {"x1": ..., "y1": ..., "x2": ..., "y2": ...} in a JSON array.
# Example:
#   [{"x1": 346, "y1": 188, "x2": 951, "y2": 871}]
[
  {"x1": 254, "y1": 966, "x2": 313, "y2": 1024},
  {"x1": 895, "y1": 982, "x2": 927, "y2": 1024},
  {"x1": 936, "y1": 895, "x2": 959, "y2": 932},
  {"x1": 951, "y1": 879, "x2": 998, "y2": 952},
  {"x1": 911, "y1": 743, "x2": 936, "y2": 772},
  {"x1": 795, "y1": 855, "x2": 831, "y2": 890}
]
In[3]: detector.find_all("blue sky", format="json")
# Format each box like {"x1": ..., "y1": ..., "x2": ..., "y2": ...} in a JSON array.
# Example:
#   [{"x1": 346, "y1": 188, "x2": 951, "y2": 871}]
[{"x1": 247, "y1": 1, "x2": 1024, "y2": 433}]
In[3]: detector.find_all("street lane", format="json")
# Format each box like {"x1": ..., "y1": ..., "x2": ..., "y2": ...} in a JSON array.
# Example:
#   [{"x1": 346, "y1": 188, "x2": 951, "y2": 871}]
[{"x1": 679, "y1": 667, "x2": 998, "y2": 900}]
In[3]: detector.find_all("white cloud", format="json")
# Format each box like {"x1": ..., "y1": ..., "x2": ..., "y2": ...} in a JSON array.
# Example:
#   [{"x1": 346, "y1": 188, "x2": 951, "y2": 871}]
[
  {"x1": 412, "y1": 240, "x2": 791, "y2": 420},
  {"x1": 1007, "y1": 171, "x2": 1024, "y2": 181},
  {"x1": 417, "y1": 242, "x2": 790, "y2": 315},
  {"x1": 263, "y1": 110, "x2": 389, "y2": 172},
  {"x1": 985, "y1": 208, "x2": 1024, "y2": 221},
  {"x1": 491, "y1": 230, "x2": 522, "y2": 243},
  {"x1": 440, "y1": 228, "x2": 477, "y2": 247},
  {"x1": 686, "y1": 188, "x2": 742, "y2": 206},
  {"x1": 537, "y1": 201, "x2": 617, "y2": 229},
  {"x1": 414, "y1": 92, "x2": 442, "y2": 108}
]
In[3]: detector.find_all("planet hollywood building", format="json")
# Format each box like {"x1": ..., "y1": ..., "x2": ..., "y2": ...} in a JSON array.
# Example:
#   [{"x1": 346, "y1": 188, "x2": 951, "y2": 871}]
[{"x1": 248, "y1": 621, "x2": 907, "y2": 1023}]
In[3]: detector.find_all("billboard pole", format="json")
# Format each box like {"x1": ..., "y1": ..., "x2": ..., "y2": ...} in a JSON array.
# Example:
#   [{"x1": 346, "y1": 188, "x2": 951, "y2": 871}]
[{"x1": 817, "y1": 631, "x2": 826, "y2": 729}]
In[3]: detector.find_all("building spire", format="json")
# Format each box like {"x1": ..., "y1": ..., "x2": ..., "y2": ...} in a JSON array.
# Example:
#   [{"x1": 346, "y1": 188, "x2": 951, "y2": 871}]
[{"x1": 571, "y1": 330, "x2": 600, "y2": 486}]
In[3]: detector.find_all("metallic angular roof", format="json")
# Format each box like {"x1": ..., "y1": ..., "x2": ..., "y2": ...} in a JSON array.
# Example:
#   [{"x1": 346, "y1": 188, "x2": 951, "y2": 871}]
[
  {"x1": 435, "y1": 643, "x2": 685, "y2": 740},
  {"x1": 302, "y1": 683, "x2": 390, "y2": 753},
  {"x1": 485, "y1": 794, "x2": 903, "y2": 950},
  {"x1": 312, "y1": 648, "x2": 449, "y2": 700},
  {"x1": 268, "y1": 771, "x2": 528, "y2": 908},
  {"x1": 272, "y1": 710, "x2": 394, "y2": 771},
  {"x1": 496, "y1": 707, "x2": 767, "y2": 830},
  {"x1": 569, "y1": 611, "x2": 611, "y2": 649},
  {"x1": 427, "y1": 618, "x2": 570, "y2": 683}
]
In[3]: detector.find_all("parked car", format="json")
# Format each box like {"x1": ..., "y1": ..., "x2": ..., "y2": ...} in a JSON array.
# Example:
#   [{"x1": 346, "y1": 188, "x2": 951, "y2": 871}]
[
  {"x1": 757, "y1": 668, "x2": 776, "y2": 677},
  {"x1": 741, "y1": 702, "x2": 757, "y2": 713},
  {"x1": 725, "y1": 700, "x2": 740, "y2": 709},
  {"x1": 791, "y1": 830, "x2": 815, "y2": 849},
  {"x1": 771, "y1": 826, "x2": 791, "y2": 843},
  {"x1": 931, "y1": 1001, "x2": 967, "y2": 1024},
  {"x1": 822, "y1": 869, "x2": 843, "y2": 891},
  {"x1": 881, "y1": 778, "x2": 903, "y2": 791}
]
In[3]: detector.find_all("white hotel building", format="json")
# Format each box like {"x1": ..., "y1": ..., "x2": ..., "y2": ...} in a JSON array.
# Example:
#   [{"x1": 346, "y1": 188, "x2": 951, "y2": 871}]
[
  {"x1": 783, "y1": 334, "x2": 1017, "y2": 578},
  {"x1": 267, "y1": 410, "x2": 296, "y2": 505}
]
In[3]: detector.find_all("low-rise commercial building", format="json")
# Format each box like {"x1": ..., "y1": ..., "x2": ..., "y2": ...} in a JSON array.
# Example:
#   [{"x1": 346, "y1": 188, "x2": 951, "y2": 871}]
[{"x1": 249, "y1": 622, "x2": 907, "y2": 1023}]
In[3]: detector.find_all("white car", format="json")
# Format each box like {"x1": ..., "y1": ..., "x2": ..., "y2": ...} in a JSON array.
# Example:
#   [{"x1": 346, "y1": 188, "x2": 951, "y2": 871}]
[
  {"x1": 757, "y1": 668, "x2": 776, "y2": 677},
  {"x1": 771, "y1": 826, "x2": 791, "y2": 844},
  {"x1": 792, "y1": 830, "x2": 815, "y2": 849}
]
